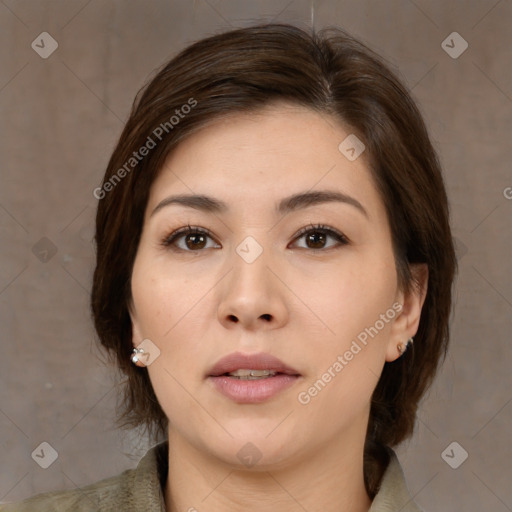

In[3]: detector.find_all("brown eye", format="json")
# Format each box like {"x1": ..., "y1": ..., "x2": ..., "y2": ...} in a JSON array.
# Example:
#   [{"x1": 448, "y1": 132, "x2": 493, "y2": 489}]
[
  {"x1": 162, "y1": 225, "x2": 219, "y2": 252},
  {"x1": 184, "y1": 232, "x2": 208, "y2": 250},
  {"x1": 305, "y1": 231, "x2": 327, "y2": 249},
  {"x1": 292, "y1": 224, "x2": 349, "y2": 250}
]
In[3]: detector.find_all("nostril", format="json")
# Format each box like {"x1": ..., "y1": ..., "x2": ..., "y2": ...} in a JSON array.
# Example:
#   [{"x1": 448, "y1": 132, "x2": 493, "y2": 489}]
[
  {"x1": 228, "y1": 315, "x2": 238, "y2": 322},
  {"x1": 261, "y1": 314, "x2": 272, "y2": 321}
]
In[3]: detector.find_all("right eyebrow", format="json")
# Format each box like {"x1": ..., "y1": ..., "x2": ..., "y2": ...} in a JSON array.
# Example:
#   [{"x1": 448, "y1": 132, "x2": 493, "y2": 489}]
[{"x1": 151, "y1": 194, "x2": 227, "y2": 217}]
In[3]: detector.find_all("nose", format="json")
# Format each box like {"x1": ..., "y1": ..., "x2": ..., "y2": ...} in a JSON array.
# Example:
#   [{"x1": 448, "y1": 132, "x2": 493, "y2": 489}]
[{"x1": 216, "y1": 246, "x2": 289, "y2": 332}]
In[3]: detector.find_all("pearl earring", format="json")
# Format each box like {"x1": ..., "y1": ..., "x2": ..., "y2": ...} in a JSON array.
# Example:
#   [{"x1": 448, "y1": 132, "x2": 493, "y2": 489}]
[
  {"x1": 397, "y1": 337, "x2": 414, "y2": 356},
  {"x1": 131, "y1": 348, "x2": 145, "y2": 365}
]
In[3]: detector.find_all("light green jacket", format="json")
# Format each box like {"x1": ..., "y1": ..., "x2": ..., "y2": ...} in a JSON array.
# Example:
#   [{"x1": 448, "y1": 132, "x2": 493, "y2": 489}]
[{"x1": 0, "y1": 442, "x2": 423, "y2": 511}]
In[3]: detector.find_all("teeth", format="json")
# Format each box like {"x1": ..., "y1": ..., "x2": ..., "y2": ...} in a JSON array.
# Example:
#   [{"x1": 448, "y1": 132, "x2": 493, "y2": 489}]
[{"x1": 227, "y1": 369, "x2": 277, "y2": 379}]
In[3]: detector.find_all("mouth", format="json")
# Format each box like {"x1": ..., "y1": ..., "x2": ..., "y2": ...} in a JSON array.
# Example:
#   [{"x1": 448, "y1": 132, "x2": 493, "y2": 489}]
[
  {"x1": 207, "y1": 352, "x2": 302, "y2": 403},
  {"x1": 221, "y1": 369, "x2": 286, "y2": 379}
]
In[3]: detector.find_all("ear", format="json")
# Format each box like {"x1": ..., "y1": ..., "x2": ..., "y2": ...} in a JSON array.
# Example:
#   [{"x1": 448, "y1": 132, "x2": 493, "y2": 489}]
[
  {"x1": 127, "y1": 296, "x2": 144, "y2": 348},
  {"x1": 385, "y1": 263, "x2": 428, "y2": 362},
  {"x1": 127, "y1": 297, "x2": 146, "y2": 367}
]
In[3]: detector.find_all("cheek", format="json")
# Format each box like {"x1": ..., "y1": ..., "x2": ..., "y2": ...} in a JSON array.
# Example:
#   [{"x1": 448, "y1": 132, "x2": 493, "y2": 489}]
[
  {"x1": 131, "y1": 260, "x2": 207, "y2": 422},
  {"x1": 290, "y1": 250, "x2": 397, "y2": 345},
  {"x1": 130, "y1": 253, "x2": 202, "y2": 339},
  {"x1": 130, "y1": 253, "x2": 214, "y2": 382},
  {"x1": 295, "y1": 264, "x2": 396, "y2": 420}
]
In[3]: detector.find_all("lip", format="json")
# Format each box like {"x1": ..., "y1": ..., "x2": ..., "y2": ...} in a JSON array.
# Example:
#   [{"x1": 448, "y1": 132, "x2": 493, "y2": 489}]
[
  {"x1": 207, "y1": 351, "x2": 302, "y2": 404},
  {"x1": 207, "y1": 351, "x2": 301, "y2": 377}
]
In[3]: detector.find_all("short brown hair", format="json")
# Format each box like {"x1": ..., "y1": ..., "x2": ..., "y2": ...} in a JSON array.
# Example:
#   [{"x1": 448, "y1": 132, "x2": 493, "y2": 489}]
[{"x1": 91, "y1": 22, "x2": 456, "y2": 497}]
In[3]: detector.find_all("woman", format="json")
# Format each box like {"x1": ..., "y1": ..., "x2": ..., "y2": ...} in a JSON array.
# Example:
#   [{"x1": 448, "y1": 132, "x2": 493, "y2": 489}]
[{"x1": 2, "y1": 22, "x2": 456, "y2": 512}]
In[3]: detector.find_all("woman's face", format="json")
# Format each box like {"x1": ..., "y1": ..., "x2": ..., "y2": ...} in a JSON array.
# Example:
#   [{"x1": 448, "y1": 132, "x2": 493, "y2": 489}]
[{"x1": 130, "y1": 103, "x2": 421, "y2": 468}]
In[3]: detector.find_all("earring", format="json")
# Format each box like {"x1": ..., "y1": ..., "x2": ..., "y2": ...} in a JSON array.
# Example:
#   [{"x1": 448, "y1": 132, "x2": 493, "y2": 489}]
[
  {"x1": 131, "y1": 348, "x2": 145, "y2": 365},
  {"x1": 397, "y1": 337, "x2": 414, "y2": 356}
]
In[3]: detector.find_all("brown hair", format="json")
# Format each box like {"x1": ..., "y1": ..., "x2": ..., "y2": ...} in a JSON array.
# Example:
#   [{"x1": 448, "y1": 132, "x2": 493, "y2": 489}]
[{"x1": 91, "y1": 22, "x2": 456, "y2": 497}]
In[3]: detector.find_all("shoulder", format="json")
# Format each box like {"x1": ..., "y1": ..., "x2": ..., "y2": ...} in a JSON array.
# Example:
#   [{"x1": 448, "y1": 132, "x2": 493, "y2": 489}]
[
  {"x1": 0, "y1": 442, "x2": 169, "y2": 512},
  {"x1": 370, "y1": 447, "x2": 425, "y2": 512},
  {"x1": 0, "y1": 470, "x2": 133, "y2": 512}
]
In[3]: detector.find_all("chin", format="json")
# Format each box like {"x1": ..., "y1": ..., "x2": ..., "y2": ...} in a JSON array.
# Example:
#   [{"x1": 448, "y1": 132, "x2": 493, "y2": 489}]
[
  {"x1": 229, "y1": 424, "x2": 304, "y2": 465},
  {"x1": 210, "y1": 438, "x2": 298, "y2": 472}
]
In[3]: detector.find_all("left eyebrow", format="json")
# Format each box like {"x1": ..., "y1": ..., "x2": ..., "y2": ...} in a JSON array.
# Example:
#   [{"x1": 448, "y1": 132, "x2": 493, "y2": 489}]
[
  {"x1": 150, "y1": 189, "x2": 368, "y2": 219},
  {"x1": 276, "y1": 190, "x2": 368, "y2": 219}
]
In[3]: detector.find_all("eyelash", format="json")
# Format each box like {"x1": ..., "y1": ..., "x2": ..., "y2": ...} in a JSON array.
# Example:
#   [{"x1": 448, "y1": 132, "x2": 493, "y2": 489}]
[{"x1": 161, "y1": 223, "x2": 349, "y2": 252}]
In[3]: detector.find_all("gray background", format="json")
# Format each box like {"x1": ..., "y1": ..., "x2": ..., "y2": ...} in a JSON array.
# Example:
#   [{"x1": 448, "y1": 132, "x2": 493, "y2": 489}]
[{"x1": 1, "y1": 1, "x2": 511, "y2": 510}]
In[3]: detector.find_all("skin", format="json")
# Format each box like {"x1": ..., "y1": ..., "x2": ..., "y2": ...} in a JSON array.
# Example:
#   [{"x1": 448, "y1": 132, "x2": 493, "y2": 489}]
[{"x1": 129, "y1": 102, "x2": 428, "y2": 512}]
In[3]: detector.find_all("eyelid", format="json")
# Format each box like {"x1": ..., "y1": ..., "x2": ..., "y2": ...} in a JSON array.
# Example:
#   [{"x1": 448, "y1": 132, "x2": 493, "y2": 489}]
[
  {"x1": 161, "y1": 223, "x2": 349, "y2": 251},
  {"x1": 290, "y1": 223, "x2": 349, "y2": 246},
  {"x1": 161, "y1": 224, "x2": 217, "y2": 247}
]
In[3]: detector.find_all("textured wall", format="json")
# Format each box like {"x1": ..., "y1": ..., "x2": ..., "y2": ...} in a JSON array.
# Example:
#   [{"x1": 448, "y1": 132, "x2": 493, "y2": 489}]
[{"x1": 1, "y1": 1, "x2": 511, "y2": 510}]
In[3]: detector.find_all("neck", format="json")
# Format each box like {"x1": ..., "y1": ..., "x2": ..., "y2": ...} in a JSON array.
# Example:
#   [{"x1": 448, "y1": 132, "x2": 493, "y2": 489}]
[{"x1": 164, "y1": 424, "x2": 373, "y2": 512}]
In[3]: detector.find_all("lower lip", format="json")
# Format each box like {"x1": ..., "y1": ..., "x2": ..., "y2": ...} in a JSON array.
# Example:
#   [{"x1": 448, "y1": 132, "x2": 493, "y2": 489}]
[{"x1": 208, "y1": 374, "x2": 300, "y2": 403}]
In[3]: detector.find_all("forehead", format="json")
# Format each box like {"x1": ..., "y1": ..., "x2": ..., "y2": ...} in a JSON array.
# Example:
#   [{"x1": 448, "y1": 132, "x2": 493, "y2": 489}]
[{"x1": 147, "y1": 103, "x2": 383, "y2": 220}]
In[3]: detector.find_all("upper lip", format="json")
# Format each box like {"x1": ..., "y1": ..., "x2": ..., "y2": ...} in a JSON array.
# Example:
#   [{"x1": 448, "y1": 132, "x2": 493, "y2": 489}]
[{"x1": 207, "y1": 352, "x2": 301, "y2": 377}]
